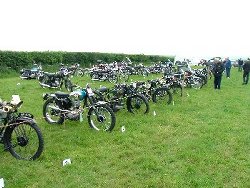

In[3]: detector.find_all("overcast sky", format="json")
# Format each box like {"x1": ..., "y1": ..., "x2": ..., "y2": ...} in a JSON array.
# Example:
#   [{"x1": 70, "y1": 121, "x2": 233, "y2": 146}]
[{"x1": 0, "y1": 0, "x2": 249, "y2": 60}]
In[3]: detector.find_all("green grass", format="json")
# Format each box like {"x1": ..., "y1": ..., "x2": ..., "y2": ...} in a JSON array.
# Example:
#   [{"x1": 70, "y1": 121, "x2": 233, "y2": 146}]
[{"x1": 0, "y1": 68, "x2": 250, "y2": 188}]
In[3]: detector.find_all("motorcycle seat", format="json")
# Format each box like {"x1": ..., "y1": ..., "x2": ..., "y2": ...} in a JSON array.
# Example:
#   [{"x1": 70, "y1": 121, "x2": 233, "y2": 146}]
[
  {"x1": 44, "y1": 72, "x2": 56, "y2": 76},
  {"x1": 55, "y1": 92, "x2": 70, "y2": 98},
  {"x1": 98, "y1": 86, "x2": 108, "y2": 93}
]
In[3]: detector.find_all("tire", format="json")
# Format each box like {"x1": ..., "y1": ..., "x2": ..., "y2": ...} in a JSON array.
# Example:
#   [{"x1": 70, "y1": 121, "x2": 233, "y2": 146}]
[
  {"x1": 141, "y1": 69, "x2": 149, "y2": 77},
  {"x1": 76, "y1": 69, "x2": 84, "y2": 77},
  {"x1": 108, "y1": 74, "x2": 118, "y2": 83},
  {"x1": 152, "y1": 87, "x2": 173, "y2": 105},
  {"x1": 38, "y1": 75, "x2": 48, "y2": 88},
  {"x1": 191, "y1": 78, "x2": 203, "y2": 89},
  {"x1": 200, "y1": 75, "x2": 207, "y2": 85},
  {"x1": 65, "y1": 80, "x2": 73, "y2": 92},
  {"x1": 171, "y1": 84, "x2": 183, "y2": 97},
  {"x1": 43, "y1": 98, "x2": 64, "y2": 124},
  {"x1": 5, "y1": 121, "x2": 44, "y2": 160},
  {"x1": 119, "y1": 72, "x2": 129, "y2": 83},
  {"x1": 127, "y1": 94, "x2": 149, "y2": 114},
  {"x1": 87, "y1": 104, "x2": 116, "y2": 132},
  {"x1": 84, "y1": 69, "x2": 90, "y2": 77}
]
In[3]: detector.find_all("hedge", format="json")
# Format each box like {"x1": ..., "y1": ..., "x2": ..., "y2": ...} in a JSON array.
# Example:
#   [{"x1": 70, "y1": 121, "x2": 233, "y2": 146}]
[{"x1": 0, "y1": 51, "x2": 174, "y2": 72}]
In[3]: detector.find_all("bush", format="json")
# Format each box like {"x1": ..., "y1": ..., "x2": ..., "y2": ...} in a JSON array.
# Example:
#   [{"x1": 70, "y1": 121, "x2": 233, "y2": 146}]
[{"x1": 0, "y1": 50, "x2": 174, "y2": 74}]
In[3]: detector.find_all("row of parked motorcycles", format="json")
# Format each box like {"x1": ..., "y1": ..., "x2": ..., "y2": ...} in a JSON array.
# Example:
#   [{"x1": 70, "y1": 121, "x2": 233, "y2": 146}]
[
  {"x1": 42, "y1": 65, "x2": 209, "y2": 131},
  {"x1": 86, "y1": 59, "x2": 176, "y2": 83},
  {"x1": 7, "y1": 60, "x2": 208, "y2": 161}
]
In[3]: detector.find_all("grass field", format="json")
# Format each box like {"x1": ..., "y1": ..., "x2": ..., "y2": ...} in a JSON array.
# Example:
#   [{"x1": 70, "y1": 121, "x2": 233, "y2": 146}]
[{"x1": 0, "y1": 68, "x2": 249, "y2": 188}]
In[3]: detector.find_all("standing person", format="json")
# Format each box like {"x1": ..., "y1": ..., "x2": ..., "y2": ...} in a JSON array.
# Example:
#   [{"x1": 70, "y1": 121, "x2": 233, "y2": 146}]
[
  {"x1": 212, "y1": 59, "x2": 225, "y2": 89},
  {"x1": 224, "y1": 57, "x2": 232, "y2": 78},
  {"x1": 242, "y1": 60, "x2": 250, "y2": 85},
  {"x1": 238, "y1": 58, "x2": 244, "y2": 72}
]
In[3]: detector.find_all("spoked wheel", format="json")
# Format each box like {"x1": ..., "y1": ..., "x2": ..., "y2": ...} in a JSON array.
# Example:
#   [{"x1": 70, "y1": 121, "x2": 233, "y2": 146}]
[
  {"x1": 76, "y1": 69, "x2": 84, "y2": 77},
  {"x1": 84, "y1": 70, "x2": 90, "y2": 77},
  {"x1": 108, "y1": 74, "x2": 118, "y2": 84},
  {"x1": 5, "y1": 122, "x2": 44, "y2": 160},
  {"x1": 152, "y1": 87, "x2": 173, "y2": 105},
  {"x1": 39, "y1": 76, "x2": 49, "y2": 88},
  {"x1": 43, "y1": 98, "x2": 64, "y2": 124},
  {"x1": 141, "y1": 69, "x2": 149, "y2": 77},
  {"x1": 127, "y1": 94, "x2": 149, "y2": 114},
  {"x1": 65, "y1": 80, "x2": 73, "y2": 92},
  {"x1": 119, "y1": 72, "x2": 129, "y2": 83},
  {"x1": 88, "y1": 104, "x2": 116, "y2": 132},
  {"x1": 171, "y1": 83, "x2": 183, "y2": 97},
  {"x1": 191, "y1": 78, "x2": 203, "y2": 89}
]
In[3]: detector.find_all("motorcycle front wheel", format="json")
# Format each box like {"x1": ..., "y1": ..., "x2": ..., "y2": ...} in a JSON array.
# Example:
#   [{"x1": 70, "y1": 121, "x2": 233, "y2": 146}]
[
  {"x1": 108, "y1": 74, "x2": 118, "y2": 84},
  {"x1": 38, "y1": 75, "x2": 48, "y2": 88},
  {"x1": 152, "y1": 87, "x2": 173, "y2": 105},
  {"x1": 171, "y1": 83, "x2": 183, "y2": 97},
  {"x1": 87, "y1": 104, "x2": 116, "y2": 132},
  {"x1": 65, "y1": 80, "x2": 73, "y2": 92},
  {"x1": 127, "y1": 94, "x2": 149, "y2": 114},
  {"x1": 5, "y1": 121, "x2": 44, "y2": 160}
]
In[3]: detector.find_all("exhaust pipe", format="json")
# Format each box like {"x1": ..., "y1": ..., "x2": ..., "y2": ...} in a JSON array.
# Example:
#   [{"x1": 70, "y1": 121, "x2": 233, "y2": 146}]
[
  {"x1": 39, "y1": 82, "x2": 58, "y2": 89},
  {"x1": 48, "y1": 105, "x2": 71, "y2": 113}
]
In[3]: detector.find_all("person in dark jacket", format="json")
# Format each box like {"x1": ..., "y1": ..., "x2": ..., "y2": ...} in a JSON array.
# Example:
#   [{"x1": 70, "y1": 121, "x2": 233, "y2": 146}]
[
  {"x1": 212, "y1": 59, "x2": 225, "y2": 89},
  {"x1": 238, "y1": 58, "x2": 244, "y2": 72},
  {"x1": 242, "y1": 60, "x2": 250, "y2": 85},
  {"x1": 224, "y1": 57, "x2": 232, "y2": 78}
]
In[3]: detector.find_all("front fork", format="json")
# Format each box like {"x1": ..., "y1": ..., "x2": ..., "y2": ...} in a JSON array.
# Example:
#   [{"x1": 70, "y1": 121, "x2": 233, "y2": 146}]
[{"x1": 87, "y1": 96, "x2": 105, "y2": 123}]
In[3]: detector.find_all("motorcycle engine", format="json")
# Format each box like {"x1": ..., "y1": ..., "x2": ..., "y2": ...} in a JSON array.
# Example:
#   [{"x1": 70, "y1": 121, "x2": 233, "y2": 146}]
[
  {"x1": 57, "y1": 98, "x2": 72, "y2": 109},
  {"x1": 66, "y1": 111, "x2": 80, "y2": 120},
  {"x1": 53, "y1": 80, "x2": 60, "y2": 87},
  {"x1": 65, "y1": 97, "x2": 81, "y2": 120}
]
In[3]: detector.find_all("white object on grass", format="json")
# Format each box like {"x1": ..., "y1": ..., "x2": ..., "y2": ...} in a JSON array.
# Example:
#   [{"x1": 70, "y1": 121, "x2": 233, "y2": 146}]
[
  {"x1": 187, "y1": 93, "x2": 190, "y2": 97},
  {"x1": 63, "y1": 159, "x2": 72, "y2": 166},
  {"x1": 153, "y1": 111, "x2": 156, "y2": 116},
  {"x1": 0, "y1": 178, "x2": 4, "y2": 188},
  {"x1": 10, "y1": 95, "x2": 21, "y2": 105},
  {"x1": 173, "y1": 101, "x2": 175, "y2": 106},
  {"x1": 121, "y1": 125, "x2": 126, "y2": 133},
  {"x1": 17, "y1": 83, "x2": 20, "y2": 86},
  {"x1": 80, "y1": 113, "x2": 83, "y2": 122}
]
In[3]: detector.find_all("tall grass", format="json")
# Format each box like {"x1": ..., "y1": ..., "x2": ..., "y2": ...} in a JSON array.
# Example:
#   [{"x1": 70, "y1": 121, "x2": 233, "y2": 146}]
[{"x1": 0, "y1": 68, "x2": 249, "y2": 188}]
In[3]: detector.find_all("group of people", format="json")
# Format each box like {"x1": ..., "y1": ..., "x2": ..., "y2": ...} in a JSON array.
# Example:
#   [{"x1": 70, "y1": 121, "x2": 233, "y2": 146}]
[{"x1": 208, "y1": 57, "x2": 250, "y2": 89}]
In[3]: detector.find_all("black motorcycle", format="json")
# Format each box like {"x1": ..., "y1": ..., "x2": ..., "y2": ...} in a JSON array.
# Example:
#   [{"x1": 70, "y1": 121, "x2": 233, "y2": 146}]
[
  {"x1": 0, "y1": 95, "x2": 44, "y2": 160},
  {"x1": 94, "y1": 83, "x2": 150, "y2": 114},
  {"x1": 20, "y1": 63, "x2": 42, "y2": 79},
  {"x1": 42, "y1": 84, "x2": 116, "y2": 132},
  {"x1": 38, "y1": 68, "x2": 73, "y2": 91},
  {"x1": 134, "y1": 79, "x2": 173, "y2": 105},
  {"x1": 89, "y1": 68, "x2": 118, "y2": 83}
]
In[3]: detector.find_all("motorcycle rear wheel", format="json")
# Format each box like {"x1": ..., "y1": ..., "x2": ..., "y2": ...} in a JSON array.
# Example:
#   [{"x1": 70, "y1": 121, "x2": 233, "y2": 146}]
[
  {"x1": 152, "y1": 87, "x2": 173, "y2": 104},
  {"x1": 43, "y1": 98, "x2": 64, "y2": 124},
  {"x1": 127, "y1": 94, "x2": 149, "y2": 114}
]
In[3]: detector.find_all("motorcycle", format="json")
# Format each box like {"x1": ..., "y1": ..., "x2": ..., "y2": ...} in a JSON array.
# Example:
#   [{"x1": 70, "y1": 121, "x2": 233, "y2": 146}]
[
  {"x1": 89, "y1": 67, "x2": 118, "y2": 83},
  {"x1": 20, "y1": 63, "x2": 42, "y2": 79},
  {"x1": 42, "y1": 84, "x2": 116, "y2": 132},
  {"x1": 0, "y1": 95, "x2": 44, "y2": 160},
  {"x1": 38, "y1": 68, "x2": 73, "y2": 91},
  {"x1": 60, "y1": 63, "x2": 85, "y2": 77},
  {"x1": 94, "y1": 83, "x2": 150, "y2": 114},
  {"x1": 134, "y1": 79, "x2": 173, "y2": 105}
]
